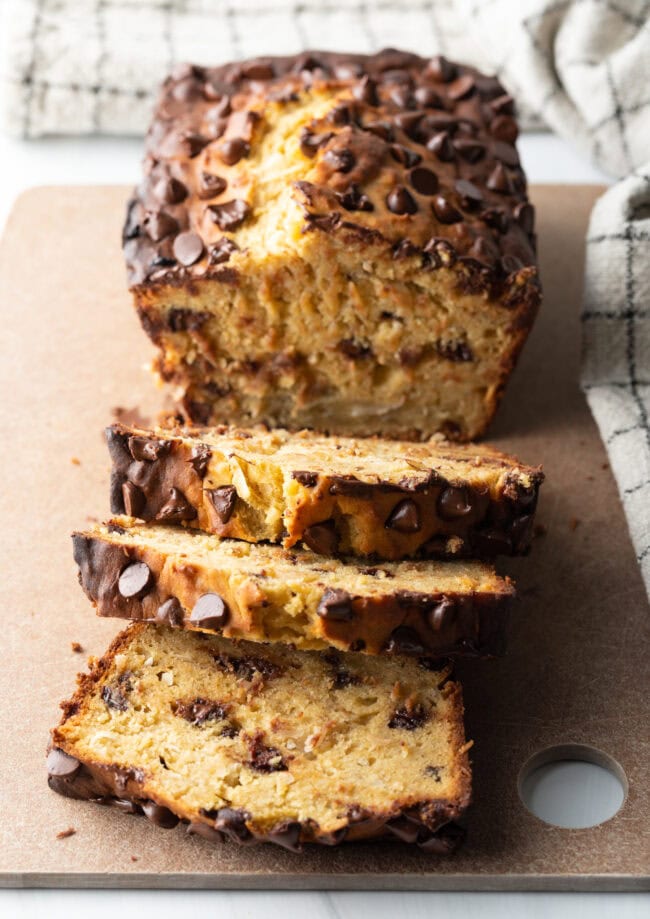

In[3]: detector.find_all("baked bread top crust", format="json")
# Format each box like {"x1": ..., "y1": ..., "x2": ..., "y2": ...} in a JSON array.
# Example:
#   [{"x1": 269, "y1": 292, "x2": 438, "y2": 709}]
[{"x1": 124, "y1": 49, "x2": 537, "y2": 306}]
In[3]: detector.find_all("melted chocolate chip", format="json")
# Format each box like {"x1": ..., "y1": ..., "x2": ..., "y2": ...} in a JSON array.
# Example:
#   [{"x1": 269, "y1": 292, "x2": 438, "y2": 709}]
[
  {"x1": 387, "y1": 185, "x2": 418, "y2": 215},
  {"x1": 427, "y1": 597, "x2": 455, "y2": 631},
  {"x1": 122, "y1": 481, "x2": 145, "y2": 517},
  {"x1": 317, "y1": 588, "x2": 354, "y2": 621},
  {"x1": 337, "y1": 183, "x2": 373, "y2": 211},
  {"x1": 432, "y1": 196, "x2": 462, "y2": 223},
  {"x1": 145, "y1": 210, "x2": 178, "y2": 242},
  {"x1": 208, "y1": 199, "x2": 251, "y2": 231},
  {"x1": 303, "y1": 519, "x2": 338, "y2": 555},
  {"x1": 212, "y1": 808, "x2": 252, "y2": 842},
  {"x1": 173, "y1": 697, "x2": 229, "y2": 725},
  {"x1": 213, "y1": 652, "x2": 281, "y2": 682},
  {"x1": 189, "y1": 443, "x2": 211, "y2": 476},
  {"x1": 118, "y1": 561, "x2": 152, "y2": 599},
  {"x1": 385, "y1": 498, "x2": 421, "y2": 533},
  {"x1": 209, "y1": 236, "x2": 239, "y2": 264},
  {"x1": 408, "y1": 166, "x2": 438, "y2": 196},
  {"x1": 388, "y1": 703, "x2": 429, "y2": 730},
  {"x1": 128, "y1": 436, "x2": 170, "y2": 462},
  {"x1": 247, "y1": 733, "x2": 287, "y2": 773},
  {"x1": 207, "y1": 485, "x2": 237, "y2": 524},
  {"x1": 299, "y1": 128, "x2": 333, "y2": 158},
  {"x1": 385, "y1": 626, "x2": 425, "y2": 656},
  {"x1": 352, "y1": 74, "x2": 379, "y2": 105},
  {"x1": 291, "y1": 470, "x2": 318, "y2": 487},
  {"x1": 438, "y1": 486, "x2": 474, "y2": 519},
  {"x1": 217, "y1": 137, "x2": 250, "y2": 165},
  {"x1": 198, "y1": 172, "x2": 227, "y2": 199},
  {"x1": 324, "y1": 147, "x2": 355, "y2": 173},
  {"x1": 142, "y1": 802, "x2": 179, "y2": 828},
  {"x1": 156, "y1": 597, "x2": 184, "y2": 627},
  {"x1": 190, "y1": 593, "x2": 230, "y2": 630},
  {"x1": 173, "y1": 232, "x2": 203, "y2": 267},
  {"x1": 156, "y1": 486, "x2": 197, "y2": 522}
]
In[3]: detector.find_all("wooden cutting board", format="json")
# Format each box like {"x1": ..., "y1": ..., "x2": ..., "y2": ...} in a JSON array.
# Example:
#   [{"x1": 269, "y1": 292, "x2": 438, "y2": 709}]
[{"x1": 0, "y1": 185, "x2": 648, "y2": 890}]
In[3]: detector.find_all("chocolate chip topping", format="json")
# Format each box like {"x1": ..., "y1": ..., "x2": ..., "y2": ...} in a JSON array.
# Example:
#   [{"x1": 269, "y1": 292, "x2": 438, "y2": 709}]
[
  {"x1": 408, "y1": 166, "x2": 438, "y2": 196},
  {"x1": 427, "y1": 597, "x2": 455, "y2": 631},
  {"x1": 118, "y1": 561, "x2": 152, "y2": 599},
  {"x1": 47, "y1": 748, "x2": 81, "y2": 779},
  {"x1": 303, "y1": 519, "x2": 339, "y2": 555},
  {"x1": 387, "y1": 185, "x2": 418, "y2": 215},
  {"x1": 198, "y1": 172, "x2": 227, "y2": 198},
  {"x1": 291, "y1": 470, "x2": 318, "y2": 487},
  {"x1": 385, "y1": 498, "x2": 421, "y2": 533},
  {"x1": 432, "y1": 195, "x2": 462, "y2": 224},
  {"x1": 156, "y1": 596, "x2": 185, "y2": 627},
  {"x1": 438, "y1": 486, "x2": 474, "y2": 519},
  {"x1": 156, "y1": 486, "x2": 197, "y2": 522},
  {"x1": 208, "y1": 199, "x2": 251, "y2": 231},
  {"x1": 128, "y1": 436, "x2": 170, "y2": 462},
  {"x1": 317, "y1": 588, "x2": 354, "y2": 621},
  {"x1": 209, "y1": 236, "x2": 239, "y2": 264},
  {"x1": 206, "y1": 485, "x2": 237, "y2": 523},
  {"x1": 324, "y1": 147, "x2": 356, "y2": 173},
  {"x1": 426, "y1": 55, "x2": 456, "y2": 83},
  {"x1": 189, "y1": 443, "x2": 211, "y2": 476},
  {"x1": 190, "y1": 593, "x2": 230, "y2": 630},
  {"x1": 427, "y1": 131, "x2": 455, "y2": 161},
  {"x1": 385, "y1": 626, "x2": 426, "y2": 656},
  {"x1": 122, "y1": 481, "x2": 145, "y2": 517},
  {"x1": 217, "y1": 137, "x2": 250, "y2": 165},
  {"x1": 153, "y1": 176, "x2": 187, "y2": 204}
]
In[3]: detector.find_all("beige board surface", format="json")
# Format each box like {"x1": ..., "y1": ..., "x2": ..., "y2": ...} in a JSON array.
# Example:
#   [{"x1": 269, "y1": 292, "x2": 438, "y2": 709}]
[{"x1": 0, "y1": 185, "x2": 648, "y2": 890}]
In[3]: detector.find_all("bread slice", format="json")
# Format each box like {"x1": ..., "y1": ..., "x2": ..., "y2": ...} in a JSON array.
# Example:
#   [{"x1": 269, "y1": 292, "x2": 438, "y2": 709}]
[
  {"x1": 48, "y1": 622, "x2": 471, "y2": 852},
  {"x1": 108, "y1": 422, "x2": 543, "y2": 560},
  {"x1": 124, "y1": 50, "x2": 540, "y2": 441},
  {"x1": 72, "y1": 517, "x2": 514, "y2": 658}
]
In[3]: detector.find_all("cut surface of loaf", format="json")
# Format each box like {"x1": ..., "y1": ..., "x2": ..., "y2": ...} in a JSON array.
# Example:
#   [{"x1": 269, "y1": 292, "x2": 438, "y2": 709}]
[
  {"x1": 73, "y1": 518, "x2": 514, "y2": 658},
  {"x1": 124, "y1": 49, "x2": 540, "y2": 441},
  {"x1": 108, "y1": 422, "x2": 543, "y2": 560},
  {"x1": 49, "y1": 623, "x2": 471, "y2": 852}
]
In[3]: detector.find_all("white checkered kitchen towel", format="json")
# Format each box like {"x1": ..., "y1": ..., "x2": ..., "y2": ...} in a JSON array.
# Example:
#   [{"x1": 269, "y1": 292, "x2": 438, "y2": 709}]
[{"x1": 2, "y1": 0, "x2": 650, "y2": 593}]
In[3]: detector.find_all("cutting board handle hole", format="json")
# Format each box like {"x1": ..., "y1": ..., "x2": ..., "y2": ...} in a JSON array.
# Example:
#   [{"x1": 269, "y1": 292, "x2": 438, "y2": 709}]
[{"x1": 518, "y1": 744, "x2": 627, "y2": 829}]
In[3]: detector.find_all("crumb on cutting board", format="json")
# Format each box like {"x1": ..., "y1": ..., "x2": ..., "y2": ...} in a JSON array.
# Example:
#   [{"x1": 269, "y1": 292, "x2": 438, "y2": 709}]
[
  {"x1": 71, "y1": 641, "x2": 83, "y2": 653},
  {"x1": 56, "y1": 827, "x2": 76, "y2": 840}
]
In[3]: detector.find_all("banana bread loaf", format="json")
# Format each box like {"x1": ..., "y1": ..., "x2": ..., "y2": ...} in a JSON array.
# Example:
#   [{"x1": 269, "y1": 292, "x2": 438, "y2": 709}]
[
  {"x1": 108, "y1": 422, "x2": 543, "y2": 560},
  {"x1": 73, "y1": 518, "x2": 514, "y2": 658},
  {"x1": 124, "y1": 49, "x2": 540, "y2": 441},
  {"x1": 48, "y1": 623, "x2": 471, "y2": 852}
]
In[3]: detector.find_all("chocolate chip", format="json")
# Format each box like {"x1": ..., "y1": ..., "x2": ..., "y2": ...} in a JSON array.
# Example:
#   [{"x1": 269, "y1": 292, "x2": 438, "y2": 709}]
[
  {"x1": 389, "y1": 144, "x2": 422, "y2": 167},
  {"x1": 427, "y1": 131, "x2": 455, "y2": 161},
  {"x1": 207, "y1": 485, "x2": 237, "y2": 523},
  {"x1": 486, "y1": 162, "x2": 512, "y2": 193},
  {"x1": 303, "y1": 520, "x2": 338, "y2": 555},
  {"x1": 453, "y1": 138, "x2": 485, "y2": 162},
  {"x1": 493, "y1": 140, "x2": 520, "y2": 166},
  {"x1": 291, "y1": 470, "x2": 318, "y2": 487},
  {"x1": 337, "y1": 183, "x2": 373, "y2": 211},
  {"x1": 385, "y1": 815, "x2": 421, "y2": 843},
  {"x1": 145, "y1": 210, "x2": 178, "y2": 241},
  {"x1": 414, "y1": 86, "x2": 443, "y2": 108},
  {"x1": 393, "y1": 239, "x2": 419, "y2": 260},
  {"x1": 394, "y1": 111, "x2": 423, "y2": 138},
  {"x1": 385, "y1": 626, "x2": 426, "y2": 656},
  {"x1": 455, "y1": 179, "x2": 483, "y2": 209},
  {"x1": 212, "y1": 808, "x2": 252, "y2": 842},
  {"x1": 180, "y1": 132, "x2": 209, "y2": 157},
  {"x1": 427, "y1": 597, "x2": 455, "y2": 631},
  {"x1": 299, "y1": 128, "x2": 333, "y2": 158},
  {"x1": 267, "y1": 821, "x2": 302, "y2": 852},
  {"x1": 102, "y1": 673, "x2": 132, "y2": 711},
  {"x1": 514, "y1": 201, "x2": 535, "y2": 233},
  {"x1": 190, "y1": 593, "x2": 229, "y2": 630},
  {"x1": 247, "y1": 733, "x2": 287, "y2": 773},
  {"x1": 491, "y1": 114, "x2": 518, "y2": 143},
  {"x1": 408, "y1": 166, "x2": 438, "y2": 196},
  {"x1": 122, "y1": 481, "x2": 145, "y2": 517},
  {"x1": 447, "y1": 74, "x2": 476, "y2": 101},
  {"x1": 472, "y1": 529, "x2": 512, "y2": 556},
  {"x1": 387, "y1": 185, "x2": 418, "y2": 215},
  {"x1": 209, "y1": 237, "x2": 239, "y2": 264},
  {"x1": 469, "y1": 236, "x2": 498, "y2": 266},
  {"x1": 432, "y1": 196, "x2": 461, "y2": 224},
  {"x1": 426, "y1": 55, "x2": 456, "y2": 83},
  {"x1": 501, "y1": 253, "x2": 524, "y2": 274},
  {"x1": 385, "y1": 499, "x2": 421, "y2": 533},
  {"x1": 205, "y1": 95, "x2": 231, "y2": 118},
  {"x1": 217, "y1": 137, "x2": 250, "y2": 165},
  {"x1": 436, "y1": 338, "x2": 474, "y2": 362},
  {"x1": 172, "y1": 231, "x2": 204, "y2": 267},
  {"x1": 352, "y1": 74, "x2": 378, "y2": 105},
  {"x1": 327, "y1": 102, "x2": 354, "y2": 125},
  {"x1": 156, "y1": 486, "x2": 196, "y2": 522},
  {"x1": 47, "y1": 748, "x2": 80, "y2": 778},
  {"x1": 189, "y1": 443, "x2": 211, "y2": 476},
  {"x1": 437, "y1": 486, "x2": 473, "y2": 519},
  {"x1": 118, "y1": 561, "x2": 152, "y2": 599},
  {"x1": 198, "y1": 172, "x2": 227, "y2": 199},
  {"x1": 208, "y1": 199, "x2": 251, "y2": 231},
  {"x1": 156, "y1": 597, "x2": 184, "y2": 627},
  {"x1": 425, "y1": 764, "x2": 443, "y2": 781},
  {"x1": 388, "y1": 703, "x2": 429, "y2": 730},
  {"x1": 142, "y1": 802, "x2": 179, "y2": 828},
  {"x1": 173, "y1": 697, "x2": 229, "y2": 725},
  {"x1": 152, "y1": 176, "x2": 187, "y2": 204},
  {"x1": 389, "y1": 84, "x2": 414, "y2": 110},
  {"x1": 338, "y1": 338, "x2": 372, "y2": 358},
  {"x1": 324, "y1": 148, "x2": 355, "y2": 173},
  {"x1": 424, "y1": 237, "x2": 457, "y2": 268},
  {"x1": 364, "y1": 120, "x2": 394, "y2": 141},
  {"x1": 317, "y1": 588, "x2": 353, "y2": 621},
  {"x1": 241, "y1": 61, "x2": 274, "y2": 80},
  {"x1": 128, "y1": 436, "x2": 170, "y2": 462}
]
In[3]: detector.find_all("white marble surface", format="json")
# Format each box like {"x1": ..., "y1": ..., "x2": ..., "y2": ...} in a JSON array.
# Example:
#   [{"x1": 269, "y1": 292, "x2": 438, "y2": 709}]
[{"x1": 1, "y1": 128, "x2": 647, "y2": 914}]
